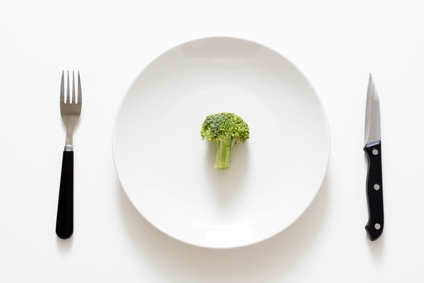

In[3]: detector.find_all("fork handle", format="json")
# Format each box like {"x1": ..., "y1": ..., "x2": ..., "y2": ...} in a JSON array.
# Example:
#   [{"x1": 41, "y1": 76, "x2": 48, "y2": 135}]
[{"x1": 56, "y1": 150, "x2": 74, "y2": 239}]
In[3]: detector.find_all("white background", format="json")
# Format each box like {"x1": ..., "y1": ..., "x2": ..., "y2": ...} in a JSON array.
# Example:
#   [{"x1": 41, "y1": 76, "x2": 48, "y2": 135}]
[{"x1": 1, "y1": 0, "x2": 423, "y2": 282}]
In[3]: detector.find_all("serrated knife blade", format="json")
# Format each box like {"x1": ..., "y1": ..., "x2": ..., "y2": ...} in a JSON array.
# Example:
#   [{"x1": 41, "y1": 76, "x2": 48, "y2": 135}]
[{"x1": 363, "y1": 74, "x2": 384, "y2": 241}]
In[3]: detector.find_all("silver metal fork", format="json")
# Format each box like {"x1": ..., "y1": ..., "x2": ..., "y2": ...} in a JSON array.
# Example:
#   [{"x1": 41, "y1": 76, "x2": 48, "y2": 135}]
[{"x1": 56, "y1": 70, "x2": 82, "y2": 239}]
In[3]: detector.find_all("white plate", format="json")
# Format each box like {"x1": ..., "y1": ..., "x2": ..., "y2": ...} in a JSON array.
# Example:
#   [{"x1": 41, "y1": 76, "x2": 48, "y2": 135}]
[{"x1": 113, "y1": 37, "x2": 330, "y2": 249}]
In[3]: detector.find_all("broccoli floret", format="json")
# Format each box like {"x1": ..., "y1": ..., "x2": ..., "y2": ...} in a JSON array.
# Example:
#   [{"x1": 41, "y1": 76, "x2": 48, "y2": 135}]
[{"x1": 201, "y1": 112, "x2": 250, "y2": 169}]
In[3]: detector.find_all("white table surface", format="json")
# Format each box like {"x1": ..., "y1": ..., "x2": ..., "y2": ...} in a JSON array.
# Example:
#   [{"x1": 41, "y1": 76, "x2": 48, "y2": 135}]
[{"x1": 1, "y1": 0, "x2": 423, "y2": 282}]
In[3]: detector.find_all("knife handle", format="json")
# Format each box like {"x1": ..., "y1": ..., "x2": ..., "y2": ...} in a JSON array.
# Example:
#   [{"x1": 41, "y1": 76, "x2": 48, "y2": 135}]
[
  {"x1": 56, "y1": 150, "x2": 74, "y2": 239},
  {"x1": 363, "y1": 140, "x2": 384, "y2": 241}
]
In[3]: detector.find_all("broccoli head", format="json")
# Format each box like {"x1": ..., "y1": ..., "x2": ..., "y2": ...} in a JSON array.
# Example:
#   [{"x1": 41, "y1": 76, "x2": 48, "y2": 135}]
[{"x1": 200, "y1": 112, "x2": 250, "y2": 169}]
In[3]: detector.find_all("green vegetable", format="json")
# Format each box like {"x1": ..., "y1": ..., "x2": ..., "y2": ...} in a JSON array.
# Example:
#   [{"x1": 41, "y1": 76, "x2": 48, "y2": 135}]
[{"x1": 200, "y1": 112, "x2": 250, "y2": 169}]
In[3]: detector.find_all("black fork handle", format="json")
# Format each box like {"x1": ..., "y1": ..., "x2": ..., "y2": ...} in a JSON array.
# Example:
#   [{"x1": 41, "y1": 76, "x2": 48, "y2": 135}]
[{"x1": 56, "y1": 150, "x2": 73, "y2": 239}]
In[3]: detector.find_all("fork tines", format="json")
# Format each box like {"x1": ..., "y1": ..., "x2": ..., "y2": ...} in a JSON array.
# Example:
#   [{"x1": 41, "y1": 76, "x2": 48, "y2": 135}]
[{"x1": 60, "y1": 70, "x2": 82, "y2": 106}]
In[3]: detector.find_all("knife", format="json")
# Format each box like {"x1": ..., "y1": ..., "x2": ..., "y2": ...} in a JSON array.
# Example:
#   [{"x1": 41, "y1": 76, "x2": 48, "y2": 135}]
[{"x1": 363, "y1": 74, "x2": 384, "y2": 241}]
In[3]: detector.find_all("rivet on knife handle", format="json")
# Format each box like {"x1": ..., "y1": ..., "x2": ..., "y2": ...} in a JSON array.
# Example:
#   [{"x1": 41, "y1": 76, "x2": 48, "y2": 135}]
[{"x1": 364, "y1": 140, "x2": 384, "y2": 241}]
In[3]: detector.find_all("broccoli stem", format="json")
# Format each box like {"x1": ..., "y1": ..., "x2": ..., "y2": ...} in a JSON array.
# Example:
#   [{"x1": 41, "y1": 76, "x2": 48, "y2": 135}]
[{"x1": 214, "y1": 136, "x2": 235, "y2": 169}]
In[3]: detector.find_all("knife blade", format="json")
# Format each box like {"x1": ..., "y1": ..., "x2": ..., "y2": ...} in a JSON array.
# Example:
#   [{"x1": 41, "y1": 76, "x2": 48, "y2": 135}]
[{"x1": 363, "y1": 74, "x2": 384, "y2": 241}]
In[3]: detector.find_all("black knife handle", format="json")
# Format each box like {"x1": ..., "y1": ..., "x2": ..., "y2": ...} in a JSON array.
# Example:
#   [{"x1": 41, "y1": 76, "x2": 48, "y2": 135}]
[
  {"x1": 363, "y1": 140, "x2": 384, "y2": 241},
  {"x1": 56, "y1": 150, "x2": 74, "y2": 239}
]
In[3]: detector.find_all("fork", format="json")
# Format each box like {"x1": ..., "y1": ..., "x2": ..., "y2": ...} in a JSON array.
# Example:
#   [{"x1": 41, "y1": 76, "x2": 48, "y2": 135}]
[{"x1": 56, "y1": 70, "x2": 82, "y2": 239}]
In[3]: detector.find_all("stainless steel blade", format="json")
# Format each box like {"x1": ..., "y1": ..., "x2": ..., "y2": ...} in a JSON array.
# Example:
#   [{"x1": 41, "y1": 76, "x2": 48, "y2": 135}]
[{"x1": 364, "y1": 74, "x2": 381, "y2": 144}]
